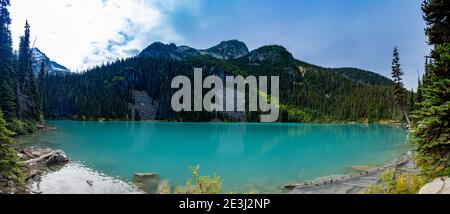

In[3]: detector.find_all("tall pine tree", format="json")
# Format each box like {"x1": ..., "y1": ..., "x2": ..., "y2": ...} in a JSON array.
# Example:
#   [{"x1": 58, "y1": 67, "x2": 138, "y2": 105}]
[
  {"x1": 37, "y1": 61, "x2": 46, "y2": 115},
  {"x1": 410, "y1": 0, "x2": 450, "y2": 178},
  {"x1": 0, "y1": 0, "x2": 16, "y2": 121},
  {"x1": 16, "y1": 21, "x2": 41, "y2": 121},
  {"x1": 391, "y1": 47, "x2": 411, "y2": 126}
]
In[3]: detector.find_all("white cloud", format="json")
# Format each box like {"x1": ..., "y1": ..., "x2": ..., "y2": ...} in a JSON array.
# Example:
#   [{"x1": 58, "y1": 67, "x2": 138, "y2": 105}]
[{"x1": 9, "y1": 0, "x2": 192, "y2": 71}]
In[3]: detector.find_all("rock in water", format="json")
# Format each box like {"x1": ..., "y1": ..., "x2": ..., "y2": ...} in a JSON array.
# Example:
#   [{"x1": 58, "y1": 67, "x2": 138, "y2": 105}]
[
  {"x1": 46, "y1": 150, "x2": 69, "y2": 166},
  {"x1": 419, "y1": 177, "x2": 450, "y2": 194},
  {"x1": 133, "y1": 173, "x2": 160, "y2": 194}
]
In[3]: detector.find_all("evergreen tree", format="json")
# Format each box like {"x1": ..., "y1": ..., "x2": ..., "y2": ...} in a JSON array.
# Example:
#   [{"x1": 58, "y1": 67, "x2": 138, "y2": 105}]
[
  {"x1": 16, "y1": 21, "x2": 41, "y2": 121},
  {"x1": 37, "y1": 61, "x2": 46, "y2": 114},
  {"x1": 409, "y1": 89, "x2": 415, "y2": 113},
  {"x1": 0, "y1": 0, "x2": 16, "y2": 121},
  {"x1": 410, "y1": 0, "x2": 450, "y2": 178},
  {"x1": 0, "y1": 109, "x2": 23, "y2": 182},
  {"x1": 416, "y1": 76, "x2": 424, "y2": 103},
  {"x1": 391, "y1": 47, "x2": 411, "y2": 126}
]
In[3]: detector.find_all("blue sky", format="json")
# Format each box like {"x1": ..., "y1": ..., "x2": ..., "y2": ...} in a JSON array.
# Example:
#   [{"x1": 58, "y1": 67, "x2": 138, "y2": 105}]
[{"x1": 10, "y1": 0, "x2": 429, "y2": 89}]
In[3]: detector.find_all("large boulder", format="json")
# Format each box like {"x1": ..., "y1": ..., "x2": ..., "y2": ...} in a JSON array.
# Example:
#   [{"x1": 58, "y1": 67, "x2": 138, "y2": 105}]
[
  {"x1": 133, "y1": 173, "x2": 160, "y2": 194},
  {"x1": 45, "y1": 150, "x2": 69, "y2": 166},
  {"x1": 419, "y1": 177, "x2": 450, "y2": 194}
]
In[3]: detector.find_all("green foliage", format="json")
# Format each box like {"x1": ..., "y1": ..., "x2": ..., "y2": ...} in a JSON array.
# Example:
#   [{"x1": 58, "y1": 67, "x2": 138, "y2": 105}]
[
  {"x1": 0, "y1": 81, "x2": 16, "y2": 121},
  {"x1": 7, "y1": 119, "x2": 37, "y2": 136},
  {"x1": 15, "y1": 21, "x2": 42, "y2": 122},
  {"x1": 0, "y1": 109, "x2": 24, "y2": 183},
  {"x1": 0, "y1": 0, "x2": 16, "y2": 122},
  {"x1": 366, "y1": 170, "x2": 427, "y2": 194},
  {"x1": 279, "y1": 105, "x2": 313, "y2": 122},
  {"x1": 410, "y1": 1, "x2": 450, "y2": 178},
  {"x1": 8, "y1": 119, "x2": 26, "y2": 135},
  {"x1": 422, "y1": 0, "x2": 450, "y2": 45},
  {"x1": 176, "y1": 165, "x2": 223, "y2": 194},
  {"x1": 333, "y1": 67, "x2": 393, "y2": 86}
]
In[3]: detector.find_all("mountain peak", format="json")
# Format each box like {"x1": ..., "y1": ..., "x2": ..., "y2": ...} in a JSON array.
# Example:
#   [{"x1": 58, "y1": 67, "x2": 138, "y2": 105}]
[
  {"x1": 139, "y1": 40, "x2": 249, "y2": 60},
  {"x1": 247, "y1": 45, "x2": 294, "y2": 63},
  {"x1": 31, "y1": 48, "x2": 70, "y2": 75},
  {"x1": 203, "y1": 40, "x2": 249, "y2": 59},
  {"x1": 139, "y1": 42, "x2": 200, "y2": 60}
]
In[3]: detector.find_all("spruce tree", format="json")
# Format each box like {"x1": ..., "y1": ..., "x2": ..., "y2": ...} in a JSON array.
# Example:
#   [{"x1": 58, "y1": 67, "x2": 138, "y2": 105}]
[
  {"x1": 409, "y1": 89, "x2": 415, "y2": 113},
  {"x1": 416, "y1": 77, "x2": 424, "y2": 104},
  {"x1": 37, "y1": 61, "x2": 46, "y2": 116},
  {"x1": 410, "y1": 0, "x2": 450, "y2": 178},
  {"x1": 0, "y1": 0, "x2": 16, "y2": 121},
  {"x1": 391, "y1": 47, "x2": 411, "y2": 126},
  {"x1": 16, "y1": 21, "x2": 41, "y2": 121}
]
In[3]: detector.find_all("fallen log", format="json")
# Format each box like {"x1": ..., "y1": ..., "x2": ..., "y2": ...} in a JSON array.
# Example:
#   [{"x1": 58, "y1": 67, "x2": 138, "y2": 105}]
[
  {"x1": 22, "y1": 149, "x2": 36, "y2": 159},
  {"x1": 19, "y1": 150, "x2": 68, "y2": 167}
]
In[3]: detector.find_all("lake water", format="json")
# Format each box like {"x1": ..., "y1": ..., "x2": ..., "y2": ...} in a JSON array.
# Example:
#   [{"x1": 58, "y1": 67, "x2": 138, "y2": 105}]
[{"x1": 17, "y1": 121, "x2": 409, "y2": 193}]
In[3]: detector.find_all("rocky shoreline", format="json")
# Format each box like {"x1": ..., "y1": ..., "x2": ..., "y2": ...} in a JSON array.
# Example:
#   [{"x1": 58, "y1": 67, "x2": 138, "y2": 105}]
[
  {"x1": 0, "y1": 147, "x2": 69, "y2": 194},
  {"x1": 284, "y1": 152, "x2": 417, "y2": 194},
  {"x1": 0, "y1": 146, "x2": 168, "y2": 194}
]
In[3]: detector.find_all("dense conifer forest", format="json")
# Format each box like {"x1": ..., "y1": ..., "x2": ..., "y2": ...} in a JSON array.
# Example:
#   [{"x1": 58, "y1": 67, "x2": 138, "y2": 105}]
[{"x1": 42, "y1": 45, "x2": 409, "y2": 123}]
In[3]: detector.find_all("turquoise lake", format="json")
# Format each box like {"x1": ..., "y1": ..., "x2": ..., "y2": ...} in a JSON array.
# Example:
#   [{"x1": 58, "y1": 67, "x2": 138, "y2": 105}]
[{"x1": 17, "y1": 121, "x2": 409, "y2": 193}]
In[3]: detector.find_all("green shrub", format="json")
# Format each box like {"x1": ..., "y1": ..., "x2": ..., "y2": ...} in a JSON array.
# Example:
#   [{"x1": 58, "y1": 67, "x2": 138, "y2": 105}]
[
  {"x1": 8, "y1": 119, "x2": 26, "y2": 136},
  {"x1": 366, "y1": 169, "x2": 427, "y2": 194},
  {"x1": 23, "y1": 120, "x2": 37, "y2": 133},
  {"x1": 0, "y1": 110, "x2": 24, "y2": 183},
  {"x1": 176, "y1": 165, "x2": 223, "y2": 194},
  {"x1": 8, "y1": 119, "x2": 38, "y2": 135}
]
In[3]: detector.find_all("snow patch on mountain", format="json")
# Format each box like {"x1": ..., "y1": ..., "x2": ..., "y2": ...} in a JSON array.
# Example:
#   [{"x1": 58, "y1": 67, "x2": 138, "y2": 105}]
[{"x1": 31, "y1": 48, "x2": 70, "y2": 75}]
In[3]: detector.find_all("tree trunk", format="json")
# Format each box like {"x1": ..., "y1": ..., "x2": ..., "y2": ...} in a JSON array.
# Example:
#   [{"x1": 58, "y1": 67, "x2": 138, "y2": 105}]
[{"x1": 402, "y1": 108, "x2": 411, "y2": 128}]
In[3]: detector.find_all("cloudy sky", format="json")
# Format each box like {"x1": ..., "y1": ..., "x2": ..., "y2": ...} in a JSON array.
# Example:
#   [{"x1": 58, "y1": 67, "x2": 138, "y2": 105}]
[{"x1": 9, "y1": 0, "x2": 429, "y2": 89}]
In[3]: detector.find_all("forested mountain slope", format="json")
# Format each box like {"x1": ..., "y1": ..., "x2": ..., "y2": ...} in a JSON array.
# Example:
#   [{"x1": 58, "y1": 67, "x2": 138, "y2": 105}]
[{"x1": 43, "y1": 40, "x2": 399, "y2": 122}]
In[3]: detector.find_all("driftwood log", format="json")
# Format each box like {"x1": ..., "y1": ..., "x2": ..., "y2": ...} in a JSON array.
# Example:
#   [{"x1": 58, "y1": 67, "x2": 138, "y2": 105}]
[{"x1": 19, "y1": 150, "x2": 68, "y2": 167}]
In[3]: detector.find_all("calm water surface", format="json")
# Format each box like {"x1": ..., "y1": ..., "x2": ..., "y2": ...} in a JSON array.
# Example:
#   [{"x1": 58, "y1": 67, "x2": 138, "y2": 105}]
[{"x1": 17, "y1": 121, "x2": 409, "y2": 193}]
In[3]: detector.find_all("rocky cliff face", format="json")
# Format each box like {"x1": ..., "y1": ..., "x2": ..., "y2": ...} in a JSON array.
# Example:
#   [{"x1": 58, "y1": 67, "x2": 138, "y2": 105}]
[
  {"x1": 130, "y1": 90, "x2": 158, "y2": 120},
  {"x1": 31, "y1": 48, "x2": 70, "y2": 75}
]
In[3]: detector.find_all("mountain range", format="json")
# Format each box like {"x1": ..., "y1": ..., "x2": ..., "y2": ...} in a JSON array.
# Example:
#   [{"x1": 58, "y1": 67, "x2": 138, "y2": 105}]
[
  {"x1": 42, "y1": 39, "x2": 399, "y2": 122},
  {"x1": 139, "y1": 40, "x2": 249, "y2": 60},
  {"x1": 138, "y1": 40, "x2": 392, "y2": 86}
]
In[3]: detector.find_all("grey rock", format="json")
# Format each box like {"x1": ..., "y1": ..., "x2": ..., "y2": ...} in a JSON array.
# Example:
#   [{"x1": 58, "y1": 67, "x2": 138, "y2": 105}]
[
  {"x1": 133, "y1": 173, "x2": 160, "y2": 194},
  {"x1": 419, "y1": 177, "x2": 450, "y2": 194},
  {"x1": 130, "y1": 90, "x2": 158, "y2": 120},
  {"x1": 26, "y1": 170, "x2": 41, "y2": 181},
  {"x1": 45, "y1": 150, "x2": 69, "y2": 166}
]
